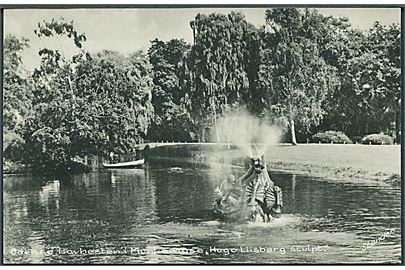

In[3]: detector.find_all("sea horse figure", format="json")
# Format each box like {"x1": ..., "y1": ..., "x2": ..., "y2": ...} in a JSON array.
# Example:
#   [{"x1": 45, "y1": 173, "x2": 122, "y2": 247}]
[
  {"x1": 214, "y1": 148, "x2": 283, "y2": 222},
  {"x1": 244, "y1": 154, "x2": 283, "y2": 222}
]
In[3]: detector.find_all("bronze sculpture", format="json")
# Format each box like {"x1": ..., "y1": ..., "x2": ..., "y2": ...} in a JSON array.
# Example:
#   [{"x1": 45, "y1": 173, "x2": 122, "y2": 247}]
[{"x1": 214, "y1": 151, "x2": 283, "y2": 222}]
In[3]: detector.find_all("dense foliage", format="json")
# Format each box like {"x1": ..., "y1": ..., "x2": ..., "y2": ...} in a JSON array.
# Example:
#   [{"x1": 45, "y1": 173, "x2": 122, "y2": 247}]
[
  {"x1": 15, "y1": 19, "x2": 154, "y2": 170},
  {"x1": 188, "y1": 12, "x2": 261, "y2": 142},
  {"x1": 147, "y1": 38, "x2": 194, "y2": 141},
  {"x1": 362, "y1": 134, "x2": 394, "y2": 145},
  {"x1": 260, "y1": 9, "x2": 339, "y2": 145},
  {"x1": 3, "y1": 34, "x2": 33, "y2": 156},
  {"x1": 311, "y1": 131, "x2": 353, "y2": 144},
  {"x1": 3, "y1": 9, "x2": 401, "y2": 170},
  {"x1": 320, "y1": 20, "x2": 401, "y2": 141}
]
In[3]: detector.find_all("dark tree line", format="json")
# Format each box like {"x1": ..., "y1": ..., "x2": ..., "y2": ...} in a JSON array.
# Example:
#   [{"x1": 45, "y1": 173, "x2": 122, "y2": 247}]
[
  {"x1": 148, "y1": 9, "x2": 400, "y2": 144},
  {"x1": 3, "y1": 9, "x2": 401, "y2": 169}
]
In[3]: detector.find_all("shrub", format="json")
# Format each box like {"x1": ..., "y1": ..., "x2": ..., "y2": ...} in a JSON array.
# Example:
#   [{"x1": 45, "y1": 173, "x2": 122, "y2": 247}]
[
  {"x1": 3, "y1": 159, "x2": 29, "y2": 174},
  {"x1": 3, "y1": 130, "x2": 25, "y2": 161},
  {"x1": 362, "y1": 134, "x2": 394, "y2": 145},
  {"x1": 351, "y1": 136, "x2": 363, "y2": 144},
  {"x1": 311, "y1": 131, "x2": 353, "y2": 144}
]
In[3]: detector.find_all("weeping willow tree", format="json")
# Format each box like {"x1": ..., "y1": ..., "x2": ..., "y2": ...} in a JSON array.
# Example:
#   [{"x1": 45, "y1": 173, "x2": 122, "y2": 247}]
[{"x1": 188, "y1": 12, "x2": 260, "y2": 142}]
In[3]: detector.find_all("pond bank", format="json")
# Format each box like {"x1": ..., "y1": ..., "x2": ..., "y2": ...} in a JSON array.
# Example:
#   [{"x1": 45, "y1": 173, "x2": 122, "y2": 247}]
[
  {"x1": 2, "y1": 159, "x2": 91, "y2": 176},
  {"x1": 3, "y1": 144, "x2": 401, "y2": 186},
  {"x1": 263, "y1": 144, "x2": 401, "y2": 186},
  {"x1": 233, "y1": 145, "x2": 400, "y2": 186},
  {"x1": 266, "y1": 160, "x2": 400, "y2": 186},
  {"x1": 3, "y1": 160, "x2": 31, "y2": 175},
  {"x1": 149, "y1": 144, "x2": 401, "y2": 186}
]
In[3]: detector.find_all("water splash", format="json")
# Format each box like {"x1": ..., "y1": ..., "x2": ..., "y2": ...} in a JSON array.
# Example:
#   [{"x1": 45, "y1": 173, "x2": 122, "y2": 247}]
[
  {"x1": 245, "y1": 214, "x2": 302, "y2": 228},
  {"x1": 212, "y1": 109, "x2": 283, "y2": 156},
  {"x1": 206, "y1": 108, "x2": 283, "y2": 188}
]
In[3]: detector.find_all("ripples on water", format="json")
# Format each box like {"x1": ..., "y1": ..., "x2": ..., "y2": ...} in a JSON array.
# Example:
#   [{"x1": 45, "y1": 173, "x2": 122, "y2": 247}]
[{"x1": 3, "y1": 160, "x2": 401, "y2": 264}]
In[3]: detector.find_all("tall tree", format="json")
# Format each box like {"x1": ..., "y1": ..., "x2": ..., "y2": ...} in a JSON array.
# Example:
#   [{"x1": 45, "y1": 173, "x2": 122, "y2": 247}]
[
  {"x1": 73, "y1": 50, "x2": 154, "y2": 156},
  {"x1": 3, "y1": 34, "x2": 32, "y2": 132},
  {"x1": 317, "y1": 17, "x2": 365, "y2": 136},
  {"x1": 320, "y1": 20, "x2": 401, "y2": 140},
  {"x1": 23, "y1": 18, "x2": 91, "y2": 169},
  {"x1": 3, "y1": 34, "x2": 33, "y2": 158},
  {"x1": 188, "y1": 12, "x2": 260, "y2": 142},
  {"x1": 23, "y1": 19, "x2": 154, "y2": 170},
  {"x1": 362, "y1": 22, "x2": 401, "y2": 140},
  {"x1": 147, "y1": 38, "x2": 193, "y2": 141},
  {"x1": 262, "y1": 8, "x2": 338, "y2": 145},
  {"x1": 31, "y1": 18, "x2": 89, "y2": 105}
]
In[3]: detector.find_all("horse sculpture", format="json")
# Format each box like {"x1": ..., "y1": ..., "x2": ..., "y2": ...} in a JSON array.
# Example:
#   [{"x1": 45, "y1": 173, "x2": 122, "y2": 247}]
[{"x1": 214, "y1": 153, "x2": 283, "y2": 222}]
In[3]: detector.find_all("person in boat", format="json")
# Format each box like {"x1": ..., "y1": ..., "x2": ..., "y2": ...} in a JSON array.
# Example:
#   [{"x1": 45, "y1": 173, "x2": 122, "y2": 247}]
[
  {"x1": 143, "y1": 144, "x2": 150, "y2": 161},
  {"x1": 109, "y1": 151, "x2": 116, "y2": 164}
]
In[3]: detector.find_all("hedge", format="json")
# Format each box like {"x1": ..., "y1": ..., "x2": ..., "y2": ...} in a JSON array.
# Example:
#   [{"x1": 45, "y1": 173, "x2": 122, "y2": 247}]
[
  {"x1": 362, "y1": 134, "x2": 394, "y2": 145},
  {"x1": 311, "y1": 131, "x2": 352, "y2": 144}
]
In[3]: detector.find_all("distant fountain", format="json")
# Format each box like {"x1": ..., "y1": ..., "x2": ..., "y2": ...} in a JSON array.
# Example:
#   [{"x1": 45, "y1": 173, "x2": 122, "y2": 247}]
[{"x1": 210, "y1": 109, "x2": 284, "y2": 222}]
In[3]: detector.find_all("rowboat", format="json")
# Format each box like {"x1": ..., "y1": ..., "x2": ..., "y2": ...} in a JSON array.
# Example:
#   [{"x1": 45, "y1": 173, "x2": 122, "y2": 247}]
[{"x1": 102, "y1": 159, "x2": 145, "y2": 169}]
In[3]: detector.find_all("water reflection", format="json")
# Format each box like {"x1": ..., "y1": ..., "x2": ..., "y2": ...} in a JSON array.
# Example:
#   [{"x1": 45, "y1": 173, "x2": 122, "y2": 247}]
[{"x1": 3, "y1": 161, "x2": 401, "y2": 264}]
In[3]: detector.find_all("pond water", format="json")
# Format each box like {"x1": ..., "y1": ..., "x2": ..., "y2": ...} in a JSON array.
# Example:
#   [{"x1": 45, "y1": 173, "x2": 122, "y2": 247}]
[{"x1": 3, "y1": 158, "x2": 402, "y2": 264}]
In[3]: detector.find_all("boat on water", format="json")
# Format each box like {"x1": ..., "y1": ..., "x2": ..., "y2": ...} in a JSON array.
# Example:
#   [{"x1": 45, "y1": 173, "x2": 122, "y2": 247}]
[{"x1": 102, "y1": 159, "x2": 145, "y2": 169}]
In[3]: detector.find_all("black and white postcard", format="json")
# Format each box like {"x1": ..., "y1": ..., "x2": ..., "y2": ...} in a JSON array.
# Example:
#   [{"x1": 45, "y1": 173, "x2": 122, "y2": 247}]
[{"x1": 1, "y1": 2, "x2": 403, "y2": 265}]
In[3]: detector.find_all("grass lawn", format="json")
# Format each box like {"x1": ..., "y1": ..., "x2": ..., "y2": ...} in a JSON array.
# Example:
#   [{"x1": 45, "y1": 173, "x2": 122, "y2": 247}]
[
  {"x1": 197, "y1": 143, "x2": 401, "y2": 185},
  {"x1": 264, "y1": 144, "x2": 400, "y2": 175},
  {"x1": 260, "y1": 144, "x2": 401, "y2": 185}
]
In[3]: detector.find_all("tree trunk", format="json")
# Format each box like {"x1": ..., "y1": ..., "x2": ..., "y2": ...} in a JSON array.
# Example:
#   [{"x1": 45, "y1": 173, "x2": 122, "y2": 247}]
[
  {"x1": 211, "y1": 99, "x2": 220, "y2": 143},
  {"x1": 290, "y1": 118, "x2": 297, "y2": 146},
  {"x1": 200, "y1": 126, "x2": 204, "y2": 143},
  {"x1": 214, "y1": 118, "x2": 221, "y2": 143},
  {"x1": 365, "y1": 116, "x2": 369, "y2": 135},
  {"x1": 394, "y1": 108, "x2": 400, "y2": 144}
]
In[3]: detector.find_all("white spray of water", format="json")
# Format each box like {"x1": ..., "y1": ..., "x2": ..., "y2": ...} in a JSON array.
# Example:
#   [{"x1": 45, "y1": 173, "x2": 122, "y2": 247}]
[
  {"x1": 206, "y1": 109, "x2": 283, "y2": 187},
  {"x1": 212, "y1": 109, "x2": 283, "y2": 156}
]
